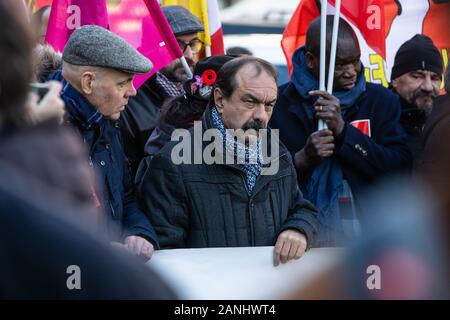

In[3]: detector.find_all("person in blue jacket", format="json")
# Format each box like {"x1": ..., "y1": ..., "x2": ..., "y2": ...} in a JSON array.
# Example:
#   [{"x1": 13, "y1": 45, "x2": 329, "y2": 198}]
[
  {"x1": 59, "y1": 26, "x2": 159, "y2": 260},
  {"x1": 269, "y1": 17, "x2": 412, "y2": 247}
]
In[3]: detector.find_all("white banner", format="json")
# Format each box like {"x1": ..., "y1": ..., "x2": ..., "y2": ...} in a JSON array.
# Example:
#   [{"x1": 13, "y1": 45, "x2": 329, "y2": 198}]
[{"x1": 148, "y1": 246, "x2": 344, "y2": 299}]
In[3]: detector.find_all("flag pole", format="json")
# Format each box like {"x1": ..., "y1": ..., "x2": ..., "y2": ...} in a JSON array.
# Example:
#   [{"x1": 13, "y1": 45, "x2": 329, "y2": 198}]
[
  {"x1": 205, "y1": 46, "x2": 212, "y2": 57},
  {"x1": 318, "y1": 0, "x2": 327, "y2": 131},
  {"x1": 327, "y1": 0, "x2": 341, "y2": 94},
  {"x1": 180, "y1": 56, "x2": 194, "y2": 80}
]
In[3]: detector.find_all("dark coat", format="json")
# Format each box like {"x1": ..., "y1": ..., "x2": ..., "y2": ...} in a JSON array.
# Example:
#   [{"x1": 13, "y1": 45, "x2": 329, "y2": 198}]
[
  {"x1": 137, "y1": 106, "x2": 318, "y2": 249},
  {"x1": 269, "y1": 82, "x2": 412, "y2": 203},
  {"x1": 417, "y1": 94, "x2": 450, "y2": 178},
  {"x1": 0, "y1": 166, "x2": 175, "y2": 299},
  {"x1": 120, "y1": 74, "x2": 168, "y2": 176},
  {"x1": 397, "y1": 95, "x2": 427, "y2": 161},
  {"x1": 61, "y1": 81, "x2": 159, "y2": 247}
]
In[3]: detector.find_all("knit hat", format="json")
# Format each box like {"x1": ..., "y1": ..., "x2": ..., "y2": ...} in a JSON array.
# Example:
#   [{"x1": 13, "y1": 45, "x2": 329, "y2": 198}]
[
  {"x1": 391, "y1": 34, "x2": 443, "y2": 81},
  {"x1": 183, "y1": 55, "x2": 234, "y2": 101}
]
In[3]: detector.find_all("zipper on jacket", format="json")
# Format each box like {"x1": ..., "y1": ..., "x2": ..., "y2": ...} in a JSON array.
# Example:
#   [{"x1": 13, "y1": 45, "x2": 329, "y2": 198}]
[{"x1": 240, "y1": 173, "x2": 255, "y2": 246}]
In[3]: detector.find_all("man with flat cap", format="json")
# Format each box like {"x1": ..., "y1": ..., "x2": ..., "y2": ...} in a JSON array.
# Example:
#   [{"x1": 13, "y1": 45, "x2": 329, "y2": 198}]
[
  {"x1": 120, "y1": 5, "x2": 205, "y2": 176},
  {"x1": 60, "y1": 25, "x2": 158, "y2": 261},
  {"x1": 391, "y1": 34, "x2": 444, "y2": 160}
]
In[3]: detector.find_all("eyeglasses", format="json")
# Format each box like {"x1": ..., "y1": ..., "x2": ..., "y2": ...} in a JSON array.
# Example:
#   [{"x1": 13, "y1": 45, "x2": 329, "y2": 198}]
[{"x1": 177, "y1": 39, "x2": 204, "y2": 54}]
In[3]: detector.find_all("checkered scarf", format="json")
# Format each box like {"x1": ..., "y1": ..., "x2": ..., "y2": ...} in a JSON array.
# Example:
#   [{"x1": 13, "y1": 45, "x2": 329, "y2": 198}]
[
  {"x1": 156, "y1": 72, "x2": 185, "y2": 97},
  {"x1": 210, "y1": 106, "x2": 262, "y2": 195}
]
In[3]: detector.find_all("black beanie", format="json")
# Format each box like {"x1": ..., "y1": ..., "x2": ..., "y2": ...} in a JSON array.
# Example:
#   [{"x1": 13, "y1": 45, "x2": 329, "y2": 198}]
[{"x1": 391, "y1": 34, "x2": 443, "y2": 81}]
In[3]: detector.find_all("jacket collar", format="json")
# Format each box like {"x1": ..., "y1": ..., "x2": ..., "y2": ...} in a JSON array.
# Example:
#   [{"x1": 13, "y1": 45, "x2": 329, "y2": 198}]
[{"x1": 61, "y1": 79, "x2": 103, "y2": 131}]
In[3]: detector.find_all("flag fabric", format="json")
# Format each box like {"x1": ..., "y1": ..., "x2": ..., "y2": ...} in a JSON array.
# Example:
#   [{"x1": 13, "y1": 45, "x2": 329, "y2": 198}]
[
  {"x1": 28, "y1": 0, "x2": 53, "y2": 12},
  {"x1": 108, "y1": 0, "x2": 184, "y2": 88},
  {"x1": 280, "y1": 0, "x2": 320, "y2": 74},
  {"x1": 36, "y1": 0, "x2": 53, "y2": 8},
  {"x1": 206, "y1": 0, "x2": 224, "y2": 55},
  {"x1": 162, "y1": 0, "x2": 224, "y2": 56},
  {"x1": 281, "y1": 0, "x2": 386, "y2": 75},
  {"x1": 45, "y1": 0, "x2": 108, "y2": 52}
]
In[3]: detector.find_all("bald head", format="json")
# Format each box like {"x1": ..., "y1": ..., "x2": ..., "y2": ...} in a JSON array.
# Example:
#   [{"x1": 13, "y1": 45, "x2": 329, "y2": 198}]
[
  {"x1": 306, "y1": 16, "x2": 360, "y2": 57},
  {"x1": 304, "y1": 16, "x2": 362, "y2": 91}
]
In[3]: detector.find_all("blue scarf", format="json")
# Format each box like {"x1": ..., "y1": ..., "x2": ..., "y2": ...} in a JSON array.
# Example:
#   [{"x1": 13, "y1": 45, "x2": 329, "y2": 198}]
[
  {"x1": 291, "y1": 46, "x2": 366, "y2": 112},
  {"x1": 210, "y1": 106, "x2": 262, "y2": 195},
  {"x1": 291, "y1": 47, "x2": 366, "y2": 237}
]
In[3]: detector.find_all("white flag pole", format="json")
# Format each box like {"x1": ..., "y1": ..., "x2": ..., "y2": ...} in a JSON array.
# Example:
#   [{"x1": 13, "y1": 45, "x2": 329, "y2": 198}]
[
  {"x1": 327, "y1": 0, "x2": 341, "y2": 94},
  {"x1": 205, "y1": 45, "x2": 212, "y2": 57},
  {"x1": 180, "y1": 56, "x2": 193, "y2": 80},
  {"x1": 318, "y1": 0, "x2": 327, "y2": 131}
]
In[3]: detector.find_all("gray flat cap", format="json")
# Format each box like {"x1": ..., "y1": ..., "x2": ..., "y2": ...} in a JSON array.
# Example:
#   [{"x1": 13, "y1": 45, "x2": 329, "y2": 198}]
[
  {"x1": 62, "y1": 25, "x2": 152, "y2": 74},
  {"x1": 162, "y1": 6, "x2": 204, "y2": 36}
]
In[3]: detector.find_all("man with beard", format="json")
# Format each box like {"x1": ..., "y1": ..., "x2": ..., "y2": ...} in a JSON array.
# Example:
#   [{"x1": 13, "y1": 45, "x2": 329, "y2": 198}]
[
  {"x1": 391, "y1": 34, "x2": 443, "y2": 160},
  {"x1": 120, "y1": 5, "x2": 205, "y2": 176},
  {"x1": 137, "y1": 57, "x2": 318, "y2": 266},
  {"x1": 269, "y1": 17, "x2": 412, "y2": 247}
]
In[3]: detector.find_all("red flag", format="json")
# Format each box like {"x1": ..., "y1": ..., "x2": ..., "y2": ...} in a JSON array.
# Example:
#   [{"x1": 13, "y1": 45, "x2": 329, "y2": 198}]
[
  {"x1": 36, "y1": 0, "x2": 53, "y2": 9},
  {"x1": 281, "y1": 0, "x2": 386, "y2": 75},
  {"x1": 281, "y1": 0, "x2": 320, "y2": 74},
  {"x1": 108, "y1": 0, "x2": 184, "y2": 89},
  {"x1": 45, "y1": 0, "x2": 108, "y2": 52}
]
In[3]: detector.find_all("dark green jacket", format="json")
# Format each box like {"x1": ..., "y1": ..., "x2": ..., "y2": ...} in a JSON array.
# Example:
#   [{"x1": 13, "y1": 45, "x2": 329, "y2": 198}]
[{"x1": 137, "y1": 106, "x2": 318, "y2": 249}]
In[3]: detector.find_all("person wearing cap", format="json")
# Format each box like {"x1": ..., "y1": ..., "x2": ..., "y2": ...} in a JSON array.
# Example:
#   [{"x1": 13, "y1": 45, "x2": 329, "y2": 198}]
[
  {"x1": 120, "y1": 5, "x2": 205, "y2": 177},
  {"x1": 59, "y1": 25, "x2": 159, "y2": 261},
  {"x1": 390, "y1": 34, "x2": 444, "y2": 159}
]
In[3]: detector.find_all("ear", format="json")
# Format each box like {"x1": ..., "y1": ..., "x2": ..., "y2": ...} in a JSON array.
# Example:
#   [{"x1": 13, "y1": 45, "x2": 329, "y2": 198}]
[
  {"x1": 80, "y1": 72, "x2": 96, "y2": 95},
  {"x1": 391, "y1": 78, "x2": 398, "y2": 90},
  {"x1": 305, "y1": 51, "x2": 316, "y2": 69},
  {"x1": 214, "y1": 88, "x2": 224, "y2": 114}
]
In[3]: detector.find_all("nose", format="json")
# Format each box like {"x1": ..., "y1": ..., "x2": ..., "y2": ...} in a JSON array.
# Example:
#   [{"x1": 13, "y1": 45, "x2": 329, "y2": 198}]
[
  {"x1": 183, "y1": 45, "x2": 195, "y2": 61},
  {"x1": 420, "y1": 75, "x2": 434, "y2": 93},
  {"x1": 253, "y1": 104, "x2": 270, "y2": 126},
  {"x1": 126, "y1": 82, "x2": 137, "y2": 98},
  {"x1": 343, "y1": 63, "x2": 358, "y2": 79}
]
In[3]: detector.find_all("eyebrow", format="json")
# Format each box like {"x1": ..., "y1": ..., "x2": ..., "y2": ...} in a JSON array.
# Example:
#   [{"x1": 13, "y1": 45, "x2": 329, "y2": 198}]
[
  {"x1": 241, "y1": 93, "x2": 276, "y2": 104},
  {"x1": 118, "y1": 77, "x2": 133, "y2": 85}
]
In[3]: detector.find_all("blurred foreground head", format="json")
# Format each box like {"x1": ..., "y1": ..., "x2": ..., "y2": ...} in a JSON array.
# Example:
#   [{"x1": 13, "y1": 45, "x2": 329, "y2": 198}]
[{"x1": 0, "y1": 0, "x2": 33, "y2": 129}]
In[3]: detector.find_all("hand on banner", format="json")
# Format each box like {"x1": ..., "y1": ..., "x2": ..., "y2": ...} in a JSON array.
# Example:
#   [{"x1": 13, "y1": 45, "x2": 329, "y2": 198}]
[
  {"x1": 273, "y1": 229, "x2": 308, "y2": 267},
  {"x1": 124, "y1": 235, "x2": 155, "y2": 261},
  {"x1": 294, "y1": 129, "x2": 334, "y2": 172},
  {"x1": 310, "y1": 90, "x2": 345, "y2": 136}
]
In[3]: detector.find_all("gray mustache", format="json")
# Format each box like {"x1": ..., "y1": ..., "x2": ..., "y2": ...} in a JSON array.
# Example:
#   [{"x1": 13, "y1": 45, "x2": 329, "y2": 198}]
[{"x1": 242, "y1": 119, "x2": 265, "y2": 131}]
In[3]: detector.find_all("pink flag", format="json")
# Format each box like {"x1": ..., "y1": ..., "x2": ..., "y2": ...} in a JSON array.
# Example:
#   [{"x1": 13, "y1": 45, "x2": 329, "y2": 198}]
[
  {"x1": 45, "y1": 0, "x2": 108, "y2": 52},
  {"x1": 108, "y1": 0, "x2": 184, "y2": 88}
]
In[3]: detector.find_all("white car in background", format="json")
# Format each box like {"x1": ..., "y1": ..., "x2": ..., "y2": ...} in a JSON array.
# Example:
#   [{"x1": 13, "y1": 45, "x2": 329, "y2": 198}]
[{"x1": 223, "y1": 33, "x2": 289, "y2": 85}]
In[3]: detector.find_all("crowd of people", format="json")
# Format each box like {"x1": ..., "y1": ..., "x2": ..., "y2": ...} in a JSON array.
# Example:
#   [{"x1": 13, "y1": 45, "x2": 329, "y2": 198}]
[{"x1": 0, "y1": 0, "x2": 448, "y2": 298}]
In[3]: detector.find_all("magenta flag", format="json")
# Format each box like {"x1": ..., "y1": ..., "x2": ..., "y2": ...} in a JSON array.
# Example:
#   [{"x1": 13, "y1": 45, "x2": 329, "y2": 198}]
[
  {"x1": 108, "y1": 0, "x2": 183, "y2": 88},
  {"x1": 45, "y1": 0, "x2": 108, "y2": 52}
]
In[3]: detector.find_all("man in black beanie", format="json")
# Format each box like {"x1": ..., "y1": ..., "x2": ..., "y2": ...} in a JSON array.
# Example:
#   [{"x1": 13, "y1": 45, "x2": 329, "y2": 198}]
[{"x1": 391, "y1": 34, "x2": 443, "y2": 159}]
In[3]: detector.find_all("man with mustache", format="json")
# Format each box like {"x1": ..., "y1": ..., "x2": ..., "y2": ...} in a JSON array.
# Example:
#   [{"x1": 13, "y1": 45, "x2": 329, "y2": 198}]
[
  {"x1": 120, "y1": 5, "x2": 205, "y2": 176},
  {"x1": 138, "y1": 57, "x2": 318, "y2": 266},
  {"x1": 391, "y1": 34, "x2": 443, "y2": 160},
  {"x1": 269, "y1": 17, "x2": 412, "y2": 247}
]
